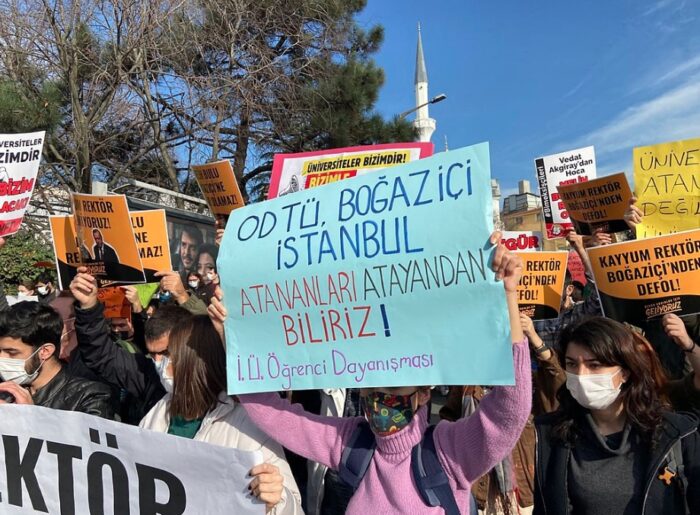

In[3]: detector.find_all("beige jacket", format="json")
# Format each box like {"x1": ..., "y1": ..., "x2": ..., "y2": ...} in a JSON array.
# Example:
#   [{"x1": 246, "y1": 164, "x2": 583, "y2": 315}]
[{"x1": 140, "y1": 392, "x2": 302, "y2": 515}]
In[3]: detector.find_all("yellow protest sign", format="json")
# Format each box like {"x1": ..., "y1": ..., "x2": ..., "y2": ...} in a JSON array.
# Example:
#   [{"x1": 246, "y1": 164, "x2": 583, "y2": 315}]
[
  {"x1": 191, "y1": 160, "x2": 245, "y2": 221},
  {"x1": 633, "y1": 138, "x2": 700, "y2": 238},
  {"x1": 588, "y1": 229, "x2": 700, "y2": 324},
  {"x1": 516, "y1": 252, "x2": 569, "y2": 320}
]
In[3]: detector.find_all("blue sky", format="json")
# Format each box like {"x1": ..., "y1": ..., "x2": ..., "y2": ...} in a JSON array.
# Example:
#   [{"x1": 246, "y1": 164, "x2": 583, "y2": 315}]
[{"x1": 357, "y1": 0, "x2": 700, "y2": 197}]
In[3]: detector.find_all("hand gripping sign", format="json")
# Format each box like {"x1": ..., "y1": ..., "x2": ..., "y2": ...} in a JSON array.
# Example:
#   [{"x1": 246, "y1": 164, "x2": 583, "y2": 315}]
[
  {"x1": 0, "y1": 405, "x2": 263, "y2": 514},
  {"x1": 219, "y1": 143, "x2": 515, "y2": 393}
]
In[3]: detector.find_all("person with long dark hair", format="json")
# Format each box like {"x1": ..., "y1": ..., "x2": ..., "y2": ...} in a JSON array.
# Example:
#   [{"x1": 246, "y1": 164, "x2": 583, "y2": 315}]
[
  {"x1": 534, "y1": 317, "x2": 699, "y2": 514},
  {"x1": 139, "y1": 316, "x2": 302, "y2": 514}
]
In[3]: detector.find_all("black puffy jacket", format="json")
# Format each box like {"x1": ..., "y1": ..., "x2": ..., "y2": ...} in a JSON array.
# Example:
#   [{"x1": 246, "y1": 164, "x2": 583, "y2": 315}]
[
  {"x1": 534, "y1": 411, "x2": 699, "y2": 515},
  {"x1": 32, "y1": 367, "x2": 114, "y2": 419},
  {"x1": 74, "y1": 302, "x2": 165, "y2": 422}
]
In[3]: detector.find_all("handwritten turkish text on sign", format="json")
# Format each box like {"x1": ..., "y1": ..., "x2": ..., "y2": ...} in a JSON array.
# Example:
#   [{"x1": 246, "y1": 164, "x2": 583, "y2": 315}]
[
  {"x1": 192, "y1": 160, "x2": 245, "y2": 219},
  {"x1": 219, "y1": 144, "x2": 513, "y2": 393},
  {"x1": 0, "y1": 131, "x2": 45, "y2": 236},
  {"x1": 130, "y1": 209, "x2": 172, "y2": 282},
  {"x1": 49, "y1": 215, "x2": 80, "y2": 290},
  {"x1": 633, "y1": 138, "x2": 700, "y2": 238},
  {"x1": 516, "y1": 252, "x2": 568, "y2": 320},
  {"x1": 587, "y1": 229, "x2": 700, "y2": 324},
  {"x1": 535, "y1": 146, "x2": 597, "y2": 239},
  {"x1": 0, "y1": 405, "x2": 263, "y2": 514},
  {"x1": 267, "y1": 142, "x2": 434, "y2": 199},
  {"x1": 72, "y1": 193, "x2": 145, "y2": 286},
  {"x1": 557, "y1": 173, "x2": 633, "y2": 235}
]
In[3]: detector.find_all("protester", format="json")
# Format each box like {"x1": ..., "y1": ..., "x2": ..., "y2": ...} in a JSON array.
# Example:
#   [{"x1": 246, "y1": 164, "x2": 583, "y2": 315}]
[
  {"x1": 533, "y1": 231, "x2": 602, "y2": 350},
  {"x1": 0, "y1": 301, "x2": 113, "y2": 418},
  {"x1": 36, "y1": 272, "x2": 58, "y2": 305},
  {"x1": 17, "y1": 278, "x2": 36, "y2": 297},
  {"x1": 209, "y1": 231, "x2": 532, "y2": 514},
  {"x1": 139, "y1": 315, "x2": 303, "y2": 514},
  {"x1": 534, "y1": 317, "x2": 699, "y2": 514},
  {"x1": 440, "y1": 314, "x2": 565, "y2": 515},
  {"x1": 71, "y1": 267, "x2": 191, "y2": 421}
]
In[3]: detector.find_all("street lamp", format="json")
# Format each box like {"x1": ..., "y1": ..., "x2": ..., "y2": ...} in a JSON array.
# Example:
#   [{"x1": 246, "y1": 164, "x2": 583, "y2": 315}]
[{"x1": 398, "y1": 93, "x2": 447, "y2": 120}]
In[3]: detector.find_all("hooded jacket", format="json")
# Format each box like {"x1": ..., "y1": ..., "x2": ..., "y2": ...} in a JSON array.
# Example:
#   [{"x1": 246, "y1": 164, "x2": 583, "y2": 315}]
[{"x1": 140, "y1": 392, "x2": 303, "y2": 515}]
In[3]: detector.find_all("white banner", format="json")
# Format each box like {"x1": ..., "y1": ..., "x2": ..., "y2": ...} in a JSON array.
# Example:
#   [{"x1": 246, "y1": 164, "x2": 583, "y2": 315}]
[
  {"x1": 534, "y1": 146, "x2": 596, "y2": 239},
  {"x1": 0, "y1": 405, "x2": 264, "y2": 514},
  {"x1": 0, "y1": 131, "x2": 45, "y2": 237}
]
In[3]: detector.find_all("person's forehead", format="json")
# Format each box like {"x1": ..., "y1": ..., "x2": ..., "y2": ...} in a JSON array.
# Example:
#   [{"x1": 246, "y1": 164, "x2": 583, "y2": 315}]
[
  {"x1": 0, "y1": 336, "x2": 32, "y2": 352},
  {"x1": 181, "y1": 232, "x2": 197, "y2": 245},
  {"x1": 565, "y1": 342, "x2": 598, "y2": 360},
  {"x1": 146, "y1": 333, "x2": 169, "y2": 352}
]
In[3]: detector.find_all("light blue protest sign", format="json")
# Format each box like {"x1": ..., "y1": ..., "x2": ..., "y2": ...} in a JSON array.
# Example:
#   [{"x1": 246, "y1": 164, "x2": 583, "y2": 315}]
[{"x1": 218, "y1": 143, "x2": 513, "y2": 393}]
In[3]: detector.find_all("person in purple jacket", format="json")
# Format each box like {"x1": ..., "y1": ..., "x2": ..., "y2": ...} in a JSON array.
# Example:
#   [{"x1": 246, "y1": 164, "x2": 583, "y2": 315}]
[{"x1": 209, "y1": 232, "x2": 532, "y2": 514}]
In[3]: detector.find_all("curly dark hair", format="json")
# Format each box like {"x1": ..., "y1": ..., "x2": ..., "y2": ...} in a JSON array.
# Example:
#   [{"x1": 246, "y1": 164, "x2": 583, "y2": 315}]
[{"x1": 552, "y1": 316, "x2": 670, "y2": 446}]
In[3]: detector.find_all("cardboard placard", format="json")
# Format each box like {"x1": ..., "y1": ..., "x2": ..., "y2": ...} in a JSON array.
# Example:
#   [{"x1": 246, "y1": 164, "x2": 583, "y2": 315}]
[
  {"x1": 534, "y1": 146, "x2": 597, "y2": 239},
  {"x1": 0, "y1": 131, "x2": 45, "y2": 236},
  {"x1": 130, "y1": 209, "x2": 173, "y2": 282},
  {"x1": 267, "y1": 142, "x2": 434, "y2": 199},
  {"x1": 220, "y1": 144, "x2": 514, "y2": 393},
  {"x1": 49, "y1": 215, "x2": 81, "y2": 290},
  {"x1": 516, "y1": 252, "x2": 568, "y2": 320},
  {"x1": 567, "y1": 250, "x2": 587, "y2": 285},
  {"x1": 587, "y1": 229, "x2": 700, "y2": 323},
  {"x1": 72, "y1": 193, "x2": 145, "y2": 286},
  {"x1": 633, "y1": 138, "x2": 700, "y2": 238},
  {"x1": 97, "y1": 286, "x2": 131, "y2": 319},
  {"x1": 191, "y1": 160, "x2": 245, "y2": 220},
  {"x1": 557, "y1": 172, "x2": 633, "y2": 235}
]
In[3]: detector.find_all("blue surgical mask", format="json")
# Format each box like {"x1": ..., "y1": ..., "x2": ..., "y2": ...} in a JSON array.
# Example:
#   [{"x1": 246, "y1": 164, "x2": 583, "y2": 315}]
[{"x1": 159, "y1": 291, "x2": 172, "y2": 303}]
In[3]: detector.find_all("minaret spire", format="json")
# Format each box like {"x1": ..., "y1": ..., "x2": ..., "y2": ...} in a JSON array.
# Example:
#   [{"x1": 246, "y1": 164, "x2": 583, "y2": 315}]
[{"x1": 413, "y1": 23, "x2": 436, "y2": 142}]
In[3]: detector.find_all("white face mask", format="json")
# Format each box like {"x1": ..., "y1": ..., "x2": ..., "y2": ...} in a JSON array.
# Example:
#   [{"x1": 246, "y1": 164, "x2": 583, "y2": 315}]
[
  {"x1": 0, "y1": 346, "x2": 46, "y2": 386},
  {"x1": 206, "y1": 271, "x2": 215, "y2": 281},
  {"x1": 153, "y1": 356, "x2": 173, "y2": 393},
  {"x1": 37, "y1": 286, "x2": 49, "y2": 296},
  {"x1": 566, "y1": 369, "x2": 623, "y2": 410},
  {"x1": 188, "y1": 281, "x2": 199, "y2": 289}
]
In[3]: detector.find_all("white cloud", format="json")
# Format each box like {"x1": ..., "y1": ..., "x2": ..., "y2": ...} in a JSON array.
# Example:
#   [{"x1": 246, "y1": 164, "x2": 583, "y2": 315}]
[
  {"x1": 642, "y1": 0, "x2": 677, "y2": 16},
  {"x1": 577, "y1": 79, "x2": 700, "y2": 157}
]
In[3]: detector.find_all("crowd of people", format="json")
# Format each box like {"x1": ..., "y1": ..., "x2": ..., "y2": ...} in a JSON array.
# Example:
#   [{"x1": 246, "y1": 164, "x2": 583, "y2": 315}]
[{"x1": 0, "y1": 197, "x2": 698, "y2": 514}]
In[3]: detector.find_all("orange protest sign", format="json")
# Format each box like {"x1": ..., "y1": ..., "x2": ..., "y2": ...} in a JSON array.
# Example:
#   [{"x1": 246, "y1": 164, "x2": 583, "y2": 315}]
[
  {"x1": 191, "y1": 160, "x2": 245, "y2": 220},
  {"x1": 130, "y1": 209, "x2": 172, "y2": 282},
  {"x1": 557, "y1": 173, "x2": 633, "y2": 235},
  {"x1": 587, "y1": 229, "x2": 700, "y2": 323},
  {"x1": 516, "y1": 252, "x2": 568, "y2": 320},
  {"x1": 97, "y1": 287, "x2": 131, "y2": 319},
  {"x1": 72, "y1": 193, "x2": 145, "y2": 286},
  {"x1": 49, "y1": 215, "x2": 81, "y2": 290}
]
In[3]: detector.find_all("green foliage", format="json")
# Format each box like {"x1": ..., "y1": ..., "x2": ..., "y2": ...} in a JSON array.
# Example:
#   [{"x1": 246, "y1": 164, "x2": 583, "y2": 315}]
[
  {"x1": 0, "y1": 79, "x2": 64, "y2": 133},
  {"x1": 0, "y1": 232, "x2": 56, "y2": 294}
]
